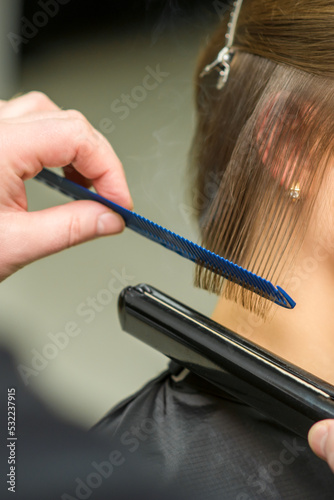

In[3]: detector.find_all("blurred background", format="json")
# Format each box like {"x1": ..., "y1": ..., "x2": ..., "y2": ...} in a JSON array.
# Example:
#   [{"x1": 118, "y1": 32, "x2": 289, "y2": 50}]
[{"x1": 0, "y1": 0, "x2": 228, "y2": 427}]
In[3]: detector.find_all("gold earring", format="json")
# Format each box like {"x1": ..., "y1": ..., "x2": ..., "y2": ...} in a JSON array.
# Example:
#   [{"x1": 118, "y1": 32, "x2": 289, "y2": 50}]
[{"x1": 289, "y1": 183, "x2": 301, "y2": 201}]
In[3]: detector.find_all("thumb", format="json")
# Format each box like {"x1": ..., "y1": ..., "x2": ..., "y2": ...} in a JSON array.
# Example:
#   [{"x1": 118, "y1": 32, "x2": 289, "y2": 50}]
[
  {"x1": 308, "y1": 420, "x2": 334, "y2": 472},
  {"x1": 1, "y1": 201, "x2": 125, "y2": 277}
]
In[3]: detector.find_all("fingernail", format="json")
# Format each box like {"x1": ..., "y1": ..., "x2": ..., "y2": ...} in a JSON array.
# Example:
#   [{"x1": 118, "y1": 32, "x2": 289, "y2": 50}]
[
  {"x1": 310, "y1": 423, "x2": 328, "y2": 459},
  {"x1": 127, "y1": 195, "x2": 134, "y2": 211},
  {"x1": 97, "y1": 212, "x2": 124, "y2": 236}
]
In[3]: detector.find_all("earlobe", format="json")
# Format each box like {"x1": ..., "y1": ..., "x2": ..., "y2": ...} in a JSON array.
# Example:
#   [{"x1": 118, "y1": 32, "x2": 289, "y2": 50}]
[{"x1": 256, "y1": 91, "x2": 310, "y2": 199}]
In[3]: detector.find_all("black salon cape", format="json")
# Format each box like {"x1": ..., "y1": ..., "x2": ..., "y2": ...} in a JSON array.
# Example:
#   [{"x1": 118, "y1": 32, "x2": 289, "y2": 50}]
[
  {"x1": 1, "y1": 345, "x2": 334, "y2": 500},
  {"x1": 0, "y1": 347, "x2": 185, "y2": 500},
  {"x1": 94, "y1": 363, "x2": 334, "y2": 500}
]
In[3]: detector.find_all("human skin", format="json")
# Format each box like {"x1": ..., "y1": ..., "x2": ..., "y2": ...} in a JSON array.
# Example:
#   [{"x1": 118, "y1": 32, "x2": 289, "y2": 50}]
[
  {"x1": 212, "y1": 166, "x2": 334, "y2": 472},
  {"x1": 0, "y1": 91, "x2": 133, "y2": 282},
  {"x1": 0, "y1": 91, "x2": 333, "y2": 473},
  {"x1": 308, "y1": 421, "x2": 334, "y2": 473}
]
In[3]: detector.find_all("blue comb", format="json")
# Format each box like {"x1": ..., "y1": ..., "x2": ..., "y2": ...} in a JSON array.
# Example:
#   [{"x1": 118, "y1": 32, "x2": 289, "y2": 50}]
[{"x1": 34, "y1": 168, "x2": 295, "y2": 309}]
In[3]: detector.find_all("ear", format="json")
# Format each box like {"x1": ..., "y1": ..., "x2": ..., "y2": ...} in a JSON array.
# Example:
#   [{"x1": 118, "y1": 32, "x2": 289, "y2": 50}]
[{"x1": 256, "y1": 92, "x2": 310, "y2": 196}]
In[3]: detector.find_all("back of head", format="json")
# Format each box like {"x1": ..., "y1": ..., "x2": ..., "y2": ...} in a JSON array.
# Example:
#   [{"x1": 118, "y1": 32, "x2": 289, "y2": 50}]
[{"x1": 192, "y1": 0, "x2": 334, "y2": 316}]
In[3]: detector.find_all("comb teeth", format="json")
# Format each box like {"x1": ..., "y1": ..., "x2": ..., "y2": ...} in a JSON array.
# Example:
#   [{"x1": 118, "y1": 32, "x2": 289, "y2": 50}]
[
  {"x1": 34, "y1": 168, "x2": 296, "y2": 310},
  {"x1": 127, "y1": 214, "x2": 293, "y2": 308}
]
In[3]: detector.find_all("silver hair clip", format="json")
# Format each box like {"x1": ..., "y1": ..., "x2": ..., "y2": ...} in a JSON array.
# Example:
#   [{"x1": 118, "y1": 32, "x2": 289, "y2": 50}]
[{"x1": 200, "y1": 0, "x2": 244, "y2": 89}]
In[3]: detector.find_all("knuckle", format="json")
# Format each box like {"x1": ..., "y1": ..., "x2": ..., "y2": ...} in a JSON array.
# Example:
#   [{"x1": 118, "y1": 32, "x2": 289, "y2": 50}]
[
  {"x1": 66, "y1": 109, "x2": 88, "y2": 125},
  {"x1": 26, "y1": 91, "x2": 53, "y2": 108},
  {"x1": 67, "y1": 215, "x2": 82, "y2": 247},
  {"x1": 66, "y1": 110, "x2": 94, "y2": 143},
  {"x1": 76, "y1": 133, "x2": 96, "y2": 159}
]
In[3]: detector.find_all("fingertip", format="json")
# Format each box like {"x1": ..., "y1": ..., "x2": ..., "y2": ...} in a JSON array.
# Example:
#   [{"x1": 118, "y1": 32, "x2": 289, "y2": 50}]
[
  {"x1": 127, "y1": 195, "x2": 134, "y2": 211},
  {"x1": 308, "y1": 422, "x2": 329, "y2": 460},
  {"x1": 97, "y1": 211, "x2": 125, "y2": 236},
  {"x1": 118, "y1": 191, "x2": 134, "y2": 211}
]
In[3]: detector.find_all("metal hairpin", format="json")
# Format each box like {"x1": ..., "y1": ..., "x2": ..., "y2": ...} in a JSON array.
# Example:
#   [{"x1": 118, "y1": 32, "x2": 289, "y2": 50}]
[{"x1": 200, "y1": 0, "x2": 244, "y2": 89}]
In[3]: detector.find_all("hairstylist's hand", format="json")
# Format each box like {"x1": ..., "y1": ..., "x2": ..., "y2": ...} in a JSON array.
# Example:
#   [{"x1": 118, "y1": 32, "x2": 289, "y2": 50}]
[
  {"x1": 308, "y1": 421, "x2": 334, "y2": 473},
  {"x1": 0, "y1": 92, "x2": 133, "y2": 282}
]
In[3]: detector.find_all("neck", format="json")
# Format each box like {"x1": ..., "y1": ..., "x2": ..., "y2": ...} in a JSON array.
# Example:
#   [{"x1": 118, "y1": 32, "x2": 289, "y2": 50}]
[{"x1": 212, "y1": 250, "x2": 334, "y2": 384}]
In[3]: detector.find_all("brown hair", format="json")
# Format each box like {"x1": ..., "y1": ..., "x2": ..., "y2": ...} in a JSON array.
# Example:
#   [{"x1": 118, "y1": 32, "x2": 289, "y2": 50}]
[{"x1": 191, "y1": 0, "x2": 334, "y2": 314}]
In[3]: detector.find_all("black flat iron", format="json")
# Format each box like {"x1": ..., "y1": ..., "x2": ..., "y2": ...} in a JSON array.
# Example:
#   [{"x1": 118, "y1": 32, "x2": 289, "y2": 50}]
[{"x1": 118, "y1": 284, "x2": 334, "y2": 439}]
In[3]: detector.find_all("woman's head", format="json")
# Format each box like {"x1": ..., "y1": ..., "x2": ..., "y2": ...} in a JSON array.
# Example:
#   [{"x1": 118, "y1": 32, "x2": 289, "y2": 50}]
[{"x1": 191, "y1": 0, "x2": 334, "y2": 315}]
